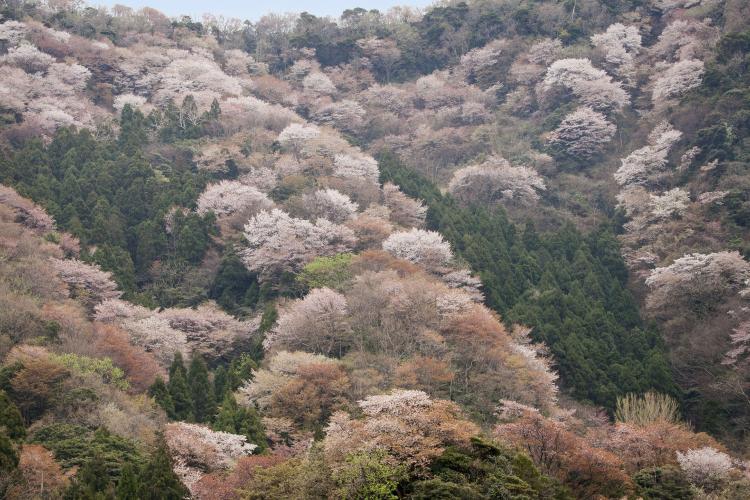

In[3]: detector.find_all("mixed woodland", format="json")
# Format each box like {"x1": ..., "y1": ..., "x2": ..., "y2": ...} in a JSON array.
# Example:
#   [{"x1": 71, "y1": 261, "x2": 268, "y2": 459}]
[{"x1": 1, "y1": 0, "x2": 750, "y2": 497}]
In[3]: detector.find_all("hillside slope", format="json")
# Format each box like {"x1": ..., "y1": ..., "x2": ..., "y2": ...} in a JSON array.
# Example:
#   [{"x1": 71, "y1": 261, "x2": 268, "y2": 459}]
[{"x1": 1, "y1": 0, "x2": 750, "y2": 497}]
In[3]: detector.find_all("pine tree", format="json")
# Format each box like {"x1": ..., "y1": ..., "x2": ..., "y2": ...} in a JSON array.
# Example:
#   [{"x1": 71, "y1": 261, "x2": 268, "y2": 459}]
[
  {"x1": 0, "y1": 390, "x2": 25, "y2": 441},
  {"x1": 188, "y1": 355, "x2": 215, "y2": 423},
  {"x1": 213, "y1": 392, "x2": 266, "y2": 452},
  {"x1": 115, "y1": 463, "x2": 139, "y2": 500},
  {"x1": 0, "y1": 431, "x2": 18, "y2": 475},
  {"x1": 169, "y1": 352, "x2": 186, "y2": 380},
  {"x1": 65, "y1": 452, "x2": 115, "y2": 499},
  {"x1": 168, "y1": 366, "x2": 193, "y2": 422},
  {"x1": 213, "y1": 365, "x2": 228, "y2": 399},
  {"x1": 148, "y1": 377, "x2": 175, "y2": 419},
  {"x1": 135, "y1": 435, "x2": 189, "y2": 500}
]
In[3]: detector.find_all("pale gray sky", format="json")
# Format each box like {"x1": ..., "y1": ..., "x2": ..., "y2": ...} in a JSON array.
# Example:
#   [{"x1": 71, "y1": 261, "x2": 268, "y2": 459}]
[{"x1": 95, "y1": 0, "x2": 434, "y2": 21}]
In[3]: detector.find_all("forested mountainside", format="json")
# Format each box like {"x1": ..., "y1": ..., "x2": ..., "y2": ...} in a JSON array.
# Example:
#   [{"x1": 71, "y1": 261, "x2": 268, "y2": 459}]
[{"x1": 1, "y1": 0, "x2": 750, "y2": 497}]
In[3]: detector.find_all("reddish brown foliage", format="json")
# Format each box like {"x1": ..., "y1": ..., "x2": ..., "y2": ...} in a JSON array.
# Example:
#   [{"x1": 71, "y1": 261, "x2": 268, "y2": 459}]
[
  {"x1": 92, "y1": 322, "x2": 165, "y2": 392},
  {"x1": 270, "y1": 363, "x2": 352, "y2": 429}
]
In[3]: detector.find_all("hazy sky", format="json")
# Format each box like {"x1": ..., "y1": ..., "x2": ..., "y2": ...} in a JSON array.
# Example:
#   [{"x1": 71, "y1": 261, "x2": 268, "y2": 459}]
[{"x1": 94, "y1": 0, "x2": 435, "y2": 21}]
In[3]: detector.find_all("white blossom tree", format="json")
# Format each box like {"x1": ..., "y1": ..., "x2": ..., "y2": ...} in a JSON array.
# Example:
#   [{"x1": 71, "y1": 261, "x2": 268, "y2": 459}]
[
  {"x1": 311, "y1": 99, "x2": 366, "y2": 134},
  {"x1": 540, "y1": 58, "x2": 630, "y2": 111},
  {"x1": 264, "y1": 287, "x2": 351, "y2": 356},
  {"x1": 614, "y1": 122, "x2": 682, "y2": 186},
  {"x1": 303, "y1": 189, "x2": 358, "y2": 223},
  {"x1": 448, "y1": 156, "x2": 546, "y2": 205},
  {"x1": 0, "y1": 184, "x2": 55, "y2": 232},
  {"x1": 382, "y1": 183, "x2": 427, "y2": 228},
  {"x1": 197, "y1": 180, "x2": 273, "y2": 217},
  {"x1": 649, "y1": 188, "x2": 690, "y2": 219},
  {"x1": 382, "y1": 228, "x2": 453, "y2": 269},
  {"x1": 302, "y1": 72, "x2": 337, "y2": 96},
  {"x1": 548, "y1": 107, "x2": 615, "y2": 159},
  {"x1": 51, "y1": 258, "x2": 122, "y2": 309},
  {"x1": 591, "y1": 23, "x2": 641, "y2": 82},
  {"x1": 241, "y1": 209, "x2": 356, "y2": 278},
  {"x1": 652, "y1": 59, "x2": 704, "y2": 105},
  {"x1": 645, "y1": 251, "x2": 750, "y2": 313},
  {"x1": 676, "y1": 447, "x2": 733, "y2": 490},
  {"x1": 2, "y1": 42, "x2": 55, "y2": 72},
  {"x1": 333, "y1": 153, "x2": 380, "y2": 183},
  {"x1": 527, "y1": 38, "x2": 562, "y2": 65},
  {"x1": 166, "y1": 422, "x2": 257, "y2": 493},
  {"x1": 277, "y1": 123, "x2": 320, "y2": 160}
]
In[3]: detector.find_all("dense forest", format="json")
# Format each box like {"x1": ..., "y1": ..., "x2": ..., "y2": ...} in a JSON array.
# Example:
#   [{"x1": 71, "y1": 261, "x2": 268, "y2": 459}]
[{"x1": 1, "y1": 0, "x2": 749, "y2": 498}]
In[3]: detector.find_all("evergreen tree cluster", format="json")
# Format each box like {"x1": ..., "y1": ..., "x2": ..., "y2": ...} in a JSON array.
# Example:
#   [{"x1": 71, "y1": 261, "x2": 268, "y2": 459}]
[
  {"x1": 149, "y1": 352, "x2": 266, "y2": 453},
  {"x1": 379, "y1": 152, "x2": 676, "y2": 409},
  {"x1": 0, "y1": 108, "x2": 217, "y2": 305}
]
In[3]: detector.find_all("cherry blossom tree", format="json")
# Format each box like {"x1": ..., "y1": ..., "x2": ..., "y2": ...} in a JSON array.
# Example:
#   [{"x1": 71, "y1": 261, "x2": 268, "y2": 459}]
[
  {"x1": 264, "y1": 287, "x2": 351, "y2": 356},
  {"x1": 113, "y1": 93, "x2": 149, "y2": 113},
  {"x1": 197, "y1": 180, "x2": 273, "y2": 217},
  {"x1": 241, "y1": 209, "x2": 356, "y2": 279},
  {"x1": 540, "y1": 58, "x2": 630, "y2": 111},
  {"x1": 382, "y1": 229, "x2": 453, "y2": 269},
  {"x1": 652, "y1": 59, "x2": 704, "y2": 105},
  {"x1": 95, "y1": 299, "x2": 258, "y2": 367},
  {"x1": 457, "y1": 39, "x2": 508, "y2": 87},
  {"x1": 323, "y1": 390, "x2": 478, "y2": 470},
  {"x1": 614, "y1": 122, "x2": 682, "y2": 186},
  {"x1": 676, "y1": 447, "x2": 733, "y2": 490},
  {"x1": 0, "y1": 184, "x2": 55, "y2": 232},
  {"x1": 645, "y1": 251, "x2": 750, "y2": 313},
  {"x1": 302, "y1": 72, "x2": 337, "y2": 96},
  {"x1": 527, "y1": 38, "x2": 562, "y2": 65},
  {"x1": 239, "y1": 350, "x2": 340, "y2": 410},
  {"x1": 311, "y1": 99, "x2": 366, "y2": 134},
  {"x1": 548, "y1": 107, "x2": 615, "y2": 159},
  {"x1": 277, "y1": 123, "x2": 320, "y2": 160},
  {"x1": 651, "y1": 19, "x2": 718, "y2": 62},
  {"x1": 448, "y1": 155, "x2": 546, "y2": 205},
  {"x1": 382, "y1": 182, "x2": 426, "y2": 228},
  {"x1": 51, "y1": 258, "x2": 122, "y2": 309},
  {"x1": 2, "y1": 42, "x2": 55, "y2": 72},
  {"x1": 332, "y1": 153, "x2": 380, "y2": 183},
  {"x1": 649, "y1": 188, "x2": 690, "y2": 219},
  {"x1": 591, "y1": 23, "x2": 641, "y2": 82},
  {"x1": 302, "y1": 189, "x2": 358, "y2": 223},
  {"x1": 166, "y1": 421, "x2": 257, "y2": 493},
  {"x1": 357, "y1": 37, "x2": 401, "y2": 83}
]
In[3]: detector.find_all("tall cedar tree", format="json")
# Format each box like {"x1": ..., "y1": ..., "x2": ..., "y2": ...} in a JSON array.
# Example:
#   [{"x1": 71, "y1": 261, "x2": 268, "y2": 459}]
[
  {"x1": 168, "y1": 353, "x2": 193, "y2": 421},
  {"x1": 213, "y1": 392, "x2": 266, "y2": 452},
  {"x1": 188, "y1": 355, "x2": 216, "y2": 423},
  {"x1": 135, "y1": 435, "x2": 189, "y2": 500}
]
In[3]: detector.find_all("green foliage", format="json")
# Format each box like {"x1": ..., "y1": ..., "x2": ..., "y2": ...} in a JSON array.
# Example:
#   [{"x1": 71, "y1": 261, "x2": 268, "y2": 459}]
[
  {"x1": 634, "y1": 466, "x2": 694, "y2": 500},
  {"x1": 0, "y1": 430, "x2": 18, "y2": 475},
  {"x1": 64, "y1": 452, "x2": 117, "y2": 499},
  {"x1": 379, "y1": 153, "x2": 676, "y2": 409},
  {"x1": 412, "y1": 437, "x2": 571, "y2": 500},
  {"x1": 213, "y1": 392, "x2": 267, "y2": 453},
  {"x1": 0, "y1": 390, "x2": 25, "y2": 441},
  {"x1": 115, "y1": 463, "x2": 139, "y2": 500},
  {"x1": 334, "y1": 450, "x2": 407, "y2": 499},
  {"x1": 210, "y1": 245, "x2": 265, "y2": 314},
  {"x1": 0, "y1": 117, "x2": 213, "y2": 307},
  {"x1": 31, "y1": 424, "x2": 141, "y2": 481},
  {"x1": 187, "y1": 355, "x2": 216, "y2": 423},
  {"x1": 168, "y1": 358, "x2": 193, "y2": 421},
  {"x1": 134, "y1": 435, "x2": 189, "y2": 500},
  {"x1": 49, "y1": 353, "x2": 129, "y2": 391},
  {"x1": 296, "y1": 253, "x2": 354, "y2": 291},
  {"x1": 148, "y1": 377, "x2": 174, "y2": 418}
]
